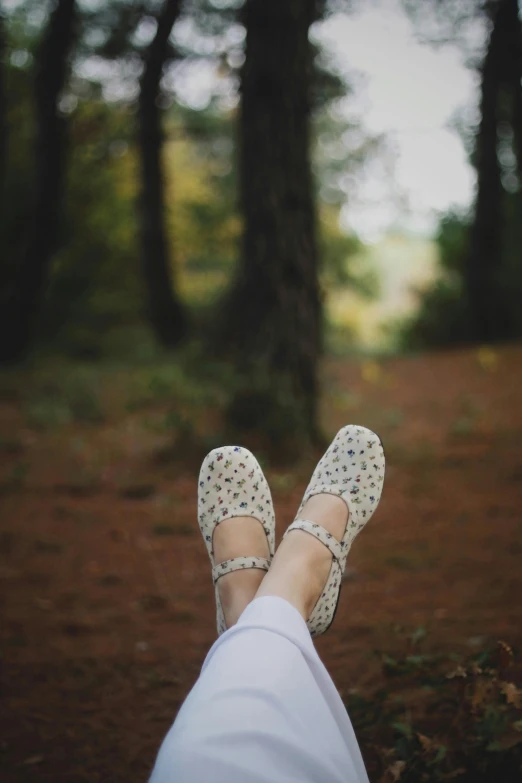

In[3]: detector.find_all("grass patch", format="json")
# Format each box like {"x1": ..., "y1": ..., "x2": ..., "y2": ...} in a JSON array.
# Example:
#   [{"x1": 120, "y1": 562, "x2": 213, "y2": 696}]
[
  {"x1": 0, "y1": 461, "x2": 29, "y2": 494},
  {"x1": 119, "y1": 483, "x2": 156, "y2": 500},
  {"x1": 22, "y1": 366, "x2": 105, "y2": 429},
  {"x1": 176, "y1": 522, "x2": 196, "y2": 537},
  {"x1": 151, "y1": 523, "x2": 176, "y2": 536}
]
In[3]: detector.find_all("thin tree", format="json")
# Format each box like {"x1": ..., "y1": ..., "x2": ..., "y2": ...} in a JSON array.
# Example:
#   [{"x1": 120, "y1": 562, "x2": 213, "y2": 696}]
[
  {"x1": 0, "y1": 0, "x2": 76, "y2": 363},
  {"x1": 465, "y1": 0, "x2": 520, "y2": 341},
  {"x1": 0, "y1": 8, "x2": 6, "y2": 200},
  {"x1": 506, "y1": 0, "x2": 522, "y2": 176},
  {"x1": 138, "y1": 0, "x2": 186, "y2": 348},
  {"x1": 224, "y1": 0, "x2": 322, "y2": 443}
]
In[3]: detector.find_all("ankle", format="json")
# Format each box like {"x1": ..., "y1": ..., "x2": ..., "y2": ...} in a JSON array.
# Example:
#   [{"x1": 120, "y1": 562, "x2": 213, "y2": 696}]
[
  {"x1": 218, "y1": 569, "x2": 266, "y2": 627},
  {"x1": 255, "y1": 538, "x2": 332, "y2": 622},
  {"x1": 282, "y1": 529, "x2": 334, "y2": 572},
  {"x1": 298, "y1": 494, "x2": 349, "y2": 543}
]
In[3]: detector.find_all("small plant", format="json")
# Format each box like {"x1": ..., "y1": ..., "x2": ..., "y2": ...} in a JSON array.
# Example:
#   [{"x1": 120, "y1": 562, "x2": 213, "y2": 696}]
[
  {"x1": 24, "y1": 367, "x2": 105, "y2": 428},
  {"x1": 63, "y1": 370, "x2": 105, "y2": 424},
  {"x1": 349, "y1": 640, "x2": 522, "y2": 782},
  {"x1": 151, "y1": 523, "x2": 176, "y2": 536},
  {"x1": 26, "y1": 398, "x2": 71, "y2": 429},
  {"x1": 0, "y1": 461, "x2": 29, "y2": 494},
  {"x1": 449, "y1": 395, "x2": 484, "y2": 439}
]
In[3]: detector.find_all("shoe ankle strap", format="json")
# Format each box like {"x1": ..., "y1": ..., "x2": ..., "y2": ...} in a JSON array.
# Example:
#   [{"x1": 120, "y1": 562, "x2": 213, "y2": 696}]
[
  {"x1": 284, "y1": 519, "x2": 343, "y2": 562},
  {"x1": 212, "y1": 556, "x2": 271, "y2": 584}
]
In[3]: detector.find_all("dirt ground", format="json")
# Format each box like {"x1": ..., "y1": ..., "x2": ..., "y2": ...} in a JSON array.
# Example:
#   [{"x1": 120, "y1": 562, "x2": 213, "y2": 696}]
[{"x1": 1, "y1": 345, "x2": 522, "y2": 782}]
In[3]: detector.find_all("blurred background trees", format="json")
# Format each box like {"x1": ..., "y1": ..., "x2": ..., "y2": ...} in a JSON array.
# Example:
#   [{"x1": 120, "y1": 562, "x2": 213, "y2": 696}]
[
  {"x1": 221, "y1": 0, "x2": 322, "y2": 440},
  {"x1": 0, "y1": 0, "x2": 521, "y2": 439},
  {"x1": 0, "y1": 11, "x2": 6, "y2": 194},
  {"x1": 402, "y1": 0, "x2": 522, "y2": 348},
  {"x1": 138, "y1": 0, "x2": 187, "y2": 349},
  {"x1": 467, "y1": 0, "x2": 522, "y2": 342},
  {"x1": 0, "y1": 0, "x2": 77, "y2": 363},
  {"x1": 0, "y1": 0, "x2": 378, "y2": 442}
]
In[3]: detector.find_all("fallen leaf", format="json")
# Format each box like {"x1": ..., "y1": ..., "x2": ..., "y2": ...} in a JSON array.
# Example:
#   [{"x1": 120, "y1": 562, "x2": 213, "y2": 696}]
[
  {"x1": 471, "y1": 677, "x2": 495, "y2": 709},
  {"x1": 21, "y1": 755, "x2": 44, "y2": 766},
  {"x1": 501, "y1": 682, "x2": 522, "y2": 708},
  {"x1": 418, "y1": 733, "x2": 436, "y2": 752},
  {"x1": 496, "y1": 640, "x2": 515, "y2": 671},
  {"x1": 476, "y1": 346, "x2": 498, "y2": 372},
  {"x1": 442, "y1": 768, "x2": 467, "y2": 780},
  {"x1": 447, "y1": 665, "x2": 467, "y2": 679},
  {"x1": 383, "y1": 760, "x2": 406, "y2": 781},
  {"x1": 34, "y1": 598, "x2": 52, "y2": 611},
  {"x1": 486, "y1": 734, "x2": 522, "y2": 751}
]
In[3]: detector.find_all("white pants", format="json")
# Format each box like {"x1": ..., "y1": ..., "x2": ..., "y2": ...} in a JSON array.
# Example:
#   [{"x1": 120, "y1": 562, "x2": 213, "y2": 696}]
[{"x1": 150, "y1": 596, "x2": 369, "y2": 783}]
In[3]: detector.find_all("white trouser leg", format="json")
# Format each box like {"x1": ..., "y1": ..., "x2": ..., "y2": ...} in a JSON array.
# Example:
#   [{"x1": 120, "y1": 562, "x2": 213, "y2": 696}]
[{"x1": 149, "y1": 596, "x2": 369, "y2": 783}]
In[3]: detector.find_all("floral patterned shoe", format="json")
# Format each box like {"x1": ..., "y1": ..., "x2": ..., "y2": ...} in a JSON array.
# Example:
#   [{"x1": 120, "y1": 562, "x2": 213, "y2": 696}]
[
  {"x1": 198, "y1": 445, "x2": 276, "y2": 635},
  {"x1": 284, "y1": 424, "x2": 385, "y2": 637}
]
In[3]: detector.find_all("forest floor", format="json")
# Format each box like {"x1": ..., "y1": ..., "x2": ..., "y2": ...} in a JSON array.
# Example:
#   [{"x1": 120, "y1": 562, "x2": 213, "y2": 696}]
[{"x1": 1, "y1": 344, "x2": 522, "y2": 782}]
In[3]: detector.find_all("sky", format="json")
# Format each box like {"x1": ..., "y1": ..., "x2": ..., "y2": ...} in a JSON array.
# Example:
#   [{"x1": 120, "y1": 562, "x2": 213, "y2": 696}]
[{"x1": 316, "y1": 0, "x2": 480, "y2": 240}]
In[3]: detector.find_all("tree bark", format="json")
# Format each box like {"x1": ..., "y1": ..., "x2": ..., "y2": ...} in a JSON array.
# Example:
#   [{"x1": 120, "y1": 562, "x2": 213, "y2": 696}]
[
  {"x1": 0, "y1": 10, "x2": 6, "y2": 202},
  {"x1": 0, "y1": 0, "x2": 76, "y2": 364},
  {"x1": 224, "y1": 0, "x2": 322, "y2": 444},
  {"x1": 507, "y1": 0, "x2": 522, "y2": 176},
  {"x1": 138, "y1": 0, "x2": 186, "y2": 348},
  {"x1": 465, "y1": 0, "x2": 518, "y2": 342}
]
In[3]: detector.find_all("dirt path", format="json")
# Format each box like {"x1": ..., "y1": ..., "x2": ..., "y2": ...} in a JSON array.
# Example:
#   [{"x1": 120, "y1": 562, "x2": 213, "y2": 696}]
[{"x1": 1, "y1": 345, "x2": 521, "y2": 781}]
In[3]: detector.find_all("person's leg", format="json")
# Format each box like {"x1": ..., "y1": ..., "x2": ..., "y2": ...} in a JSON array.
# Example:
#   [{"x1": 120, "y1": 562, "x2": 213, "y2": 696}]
[
  {"x1": 149, "y1": 493, "x2": 368, "y2": 783},
  {"x1": 150, "y1": 427, "x2": 385, "y2": 782},
  {"x1": 150, "y1": 596, "x2": 365, "y2": 783},
  {"x1": 255, "y1": 493, "x2": 348, "y2": 620},
  {"x1": 212, "y1": 515, "x2": 270, "y2": 627},
  {"x1": 213, "y1": 493, "x2": 348, "y2": 628}
]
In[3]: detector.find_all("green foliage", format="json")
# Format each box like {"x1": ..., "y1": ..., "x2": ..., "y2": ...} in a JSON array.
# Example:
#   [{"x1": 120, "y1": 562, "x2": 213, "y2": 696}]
[
  {"x1": 0, "y1": 461, "x2": 29, "y2": 494},
  {"x1": 40, "y1": 97, "x2": 141, "y2": 356},
  {"x1": 23, "y1": 366, "x2": 105, "y2": 429},
  {"x1": 402, "y1": 191, "x2": 522, "y2": 351},
  {"x1": 25, "y1": 396, "x2": 72, "y2": 429},
  {"x1": 319, "y1": 205, "x2": 378, "y2": 297},
  {"x1": 166, "y1": 106, "x2": 240, "y2": 306},
  {"x1": 399, "y1": 211, "x2": 472, "y2": 349}
]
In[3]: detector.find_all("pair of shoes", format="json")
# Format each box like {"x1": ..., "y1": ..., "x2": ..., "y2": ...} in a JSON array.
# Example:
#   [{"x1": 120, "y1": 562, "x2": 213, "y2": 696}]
[{"x1": 197, "y1": 425, "x2": 385, "y2": 637}]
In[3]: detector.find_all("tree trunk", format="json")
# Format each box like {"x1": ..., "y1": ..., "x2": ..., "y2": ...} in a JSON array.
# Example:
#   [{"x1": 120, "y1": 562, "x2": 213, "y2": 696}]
[
  {"x1": 507, "y1": 0, "x2": 522, "y2": 176},
  {"x1": 0, "y1": 0, "x2": 76, "y2": 364},
  {"x1": 138, "y1": 0, "x2": 186, "y2": 349},
  {"x1": 224, "y1": 0, "x2": 321, "y2": 444},
  {"x1": 465, "y1": 0, "x2": 516, "y2": 342},
  {"x1": 0, "y1": 10, "x2": 6, "y2": 202}
]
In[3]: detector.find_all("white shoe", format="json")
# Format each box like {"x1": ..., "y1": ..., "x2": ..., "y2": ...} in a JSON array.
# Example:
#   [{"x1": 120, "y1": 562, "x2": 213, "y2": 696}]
[
  {"x1": 198, "y1": 446, "x2": 276, "y2": 635},
  {"x1": 284, "y1": 425, "x2": 385, "y2": 637}
]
